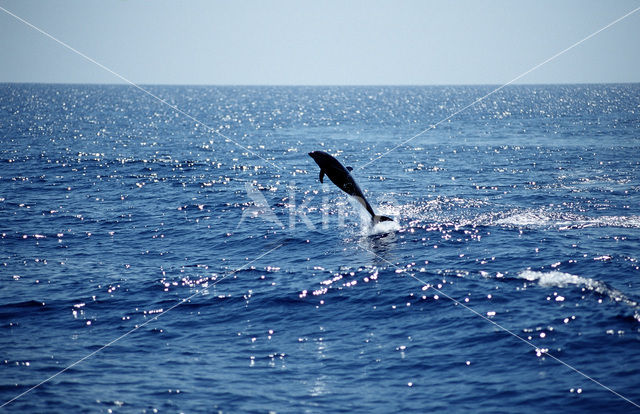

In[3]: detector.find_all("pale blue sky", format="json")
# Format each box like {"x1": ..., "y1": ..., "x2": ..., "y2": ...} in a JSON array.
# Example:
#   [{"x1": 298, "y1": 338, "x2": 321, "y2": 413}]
[{"x1": 1, "y1": 0, "x2": 639, "y2": 85}]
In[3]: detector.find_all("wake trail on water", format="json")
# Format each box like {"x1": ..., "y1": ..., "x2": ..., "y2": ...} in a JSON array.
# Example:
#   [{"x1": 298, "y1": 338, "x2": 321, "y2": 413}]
[{"x1": 381, "y1": 198, "x2": 640, "y2": 231}]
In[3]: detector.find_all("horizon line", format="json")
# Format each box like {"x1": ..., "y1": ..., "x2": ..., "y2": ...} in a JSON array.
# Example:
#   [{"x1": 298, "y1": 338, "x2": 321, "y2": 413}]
[{"x1": 2, "y1": 80, "x2": 639, "y2": 88}]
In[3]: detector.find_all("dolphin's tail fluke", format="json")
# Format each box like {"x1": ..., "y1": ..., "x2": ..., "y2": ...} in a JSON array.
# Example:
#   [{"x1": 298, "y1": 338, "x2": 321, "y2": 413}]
[{"x1": 372, "y1": 215, "x2": 394, "y2": 225}]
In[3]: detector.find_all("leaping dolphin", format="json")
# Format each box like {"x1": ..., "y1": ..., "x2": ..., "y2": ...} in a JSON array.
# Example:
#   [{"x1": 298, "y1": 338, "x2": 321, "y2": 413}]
[{"x1": 308, "y1": 151, "x2": 393, "y2": 225}]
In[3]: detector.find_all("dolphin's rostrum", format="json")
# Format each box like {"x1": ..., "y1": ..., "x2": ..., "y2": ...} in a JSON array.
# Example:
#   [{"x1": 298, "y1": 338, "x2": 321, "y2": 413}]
[{"x1": 308, "y1": 151, "x2": 393, "y2": 225}]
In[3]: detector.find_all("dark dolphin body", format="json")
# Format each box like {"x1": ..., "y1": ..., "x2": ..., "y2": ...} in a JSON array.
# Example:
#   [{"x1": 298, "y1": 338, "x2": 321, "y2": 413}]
[{"x1": 308, "y1": 151, "x2": 393, "y2": 224}]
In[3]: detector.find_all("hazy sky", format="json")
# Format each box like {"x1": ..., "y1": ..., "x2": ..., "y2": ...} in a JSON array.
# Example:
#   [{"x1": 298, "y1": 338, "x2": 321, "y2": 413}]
[{"x1": 1, "y1": 0, "x2": 639, "y2": 85}]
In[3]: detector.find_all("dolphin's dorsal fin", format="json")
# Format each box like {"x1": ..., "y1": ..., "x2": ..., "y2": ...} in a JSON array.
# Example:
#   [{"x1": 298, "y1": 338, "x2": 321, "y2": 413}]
[
  {"x1": 319, "y1": 169, "x2": 325, "y2": 183},
  {"x1": 346, "y1": 166, "x2": 353, "y2": 172}
]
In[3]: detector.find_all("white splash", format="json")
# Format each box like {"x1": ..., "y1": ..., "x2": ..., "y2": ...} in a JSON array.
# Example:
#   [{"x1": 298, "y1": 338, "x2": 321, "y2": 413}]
[
  {"x1": 347, "y1": 196, "x2": 401, "y2": 236},
  {"x1": 519, "y1": 270, "x2": 596, "y2": 289},
  {"x1": 369, "y1": 219, "x2": 401, "y2": 236}
]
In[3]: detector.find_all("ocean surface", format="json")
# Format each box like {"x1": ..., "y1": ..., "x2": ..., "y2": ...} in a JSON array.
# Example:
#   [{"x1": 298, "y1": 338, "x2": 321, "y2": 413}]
[{"x1": 1, "y1": 83, "x2": 639, "y2": 413}]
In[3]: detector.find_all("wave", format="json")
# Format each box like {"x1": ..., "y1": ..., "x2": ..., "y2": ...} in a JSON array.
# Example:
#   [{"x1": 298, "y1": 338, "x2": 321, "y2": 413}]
[{"x1": 517, "y1": 270, "x2": 639, "y2": 321}]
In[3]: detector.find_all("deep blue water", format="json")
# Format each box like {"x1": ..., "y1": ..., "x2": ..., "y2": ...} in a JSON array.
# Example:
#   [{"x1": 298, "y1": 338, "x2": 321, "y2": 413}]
[{"x1": 1, "y1": 83, "x2": 639, "y2": 413}]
